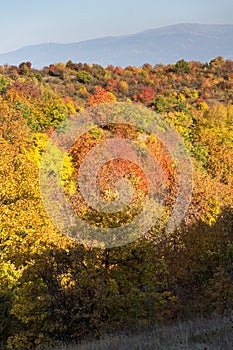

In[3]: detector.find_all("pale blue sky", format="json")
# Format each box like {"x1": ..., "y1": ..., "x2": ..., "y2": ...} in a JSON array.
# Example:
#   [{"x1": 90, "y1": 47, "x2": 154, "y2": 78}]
[{"x1": 0, "y1": 0, "x2": 232, "y2": 53}]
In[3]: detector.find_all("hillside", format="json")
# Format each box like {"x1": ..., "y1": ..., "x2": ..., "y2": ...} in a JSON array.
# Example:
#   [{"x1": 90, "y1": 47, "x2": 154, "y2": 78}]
[{"x1": 0, "y1": 58, "x2": 233, "y2": 349}]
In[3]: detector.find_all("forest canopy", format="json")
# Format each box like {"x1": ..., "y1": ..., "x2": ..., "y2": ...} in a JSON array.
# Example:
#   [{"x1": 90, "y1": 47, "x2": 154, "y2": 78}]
[{"x1": 0, "y1": 57, "x2": 233, "y2": 349}]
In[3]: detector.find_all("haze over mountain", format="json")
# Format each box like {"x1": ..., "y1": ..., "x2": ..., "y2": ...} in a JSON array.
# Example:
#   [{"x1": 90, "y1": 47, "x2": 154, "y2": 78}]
[{"x1": 0, "y1": 23, "x2": 232, "y2": 68}]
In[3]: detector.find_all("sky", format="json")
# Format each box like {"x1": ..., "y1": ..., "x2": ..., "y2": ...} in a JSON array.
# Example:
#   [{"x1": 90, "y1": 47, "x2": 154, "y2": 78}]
[{"x1": 0, "y1": 0, "x2": 232, "y2": 54}]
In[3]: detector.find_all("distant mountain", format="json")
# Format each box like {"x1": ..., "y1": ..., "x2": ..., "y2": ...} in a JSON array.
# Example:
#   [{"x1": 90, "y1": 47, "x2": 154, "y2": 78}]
[{"x1": 0, "y1": 23, "x2": 233, "y2": 68}]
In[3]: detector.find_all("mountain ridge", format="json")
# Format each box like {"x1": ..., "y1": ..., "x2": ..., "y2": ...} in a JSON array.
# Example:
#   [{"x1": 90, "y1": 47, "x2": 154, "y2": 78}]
[{"x1": 0, "y1": 23, "x2": 233, "y2": 68}]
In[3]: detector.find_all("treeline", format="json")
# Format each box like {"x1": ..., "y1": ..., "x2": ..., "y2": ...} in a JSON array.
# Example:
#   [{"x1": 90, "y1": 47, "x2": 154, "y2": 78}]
[{"x1": 0, "y1": 57, "x2": 233, "y2": 349}]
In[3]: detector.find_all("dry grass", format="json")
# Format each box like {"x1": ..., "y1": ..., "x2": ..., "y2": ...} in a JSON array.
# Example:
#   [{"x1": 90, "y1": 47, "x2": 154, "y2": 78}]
[{"x1": 53, "y1": 314, "x2": 233, "y2": 350}]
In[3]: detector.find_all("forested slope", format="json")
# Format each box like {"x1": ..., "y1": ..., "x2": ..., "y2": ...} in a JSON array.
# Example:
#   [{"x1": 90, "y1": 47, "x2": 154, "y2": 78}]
[{"x1": 0, "y1": 57, "x2": 232, "y2": 349}]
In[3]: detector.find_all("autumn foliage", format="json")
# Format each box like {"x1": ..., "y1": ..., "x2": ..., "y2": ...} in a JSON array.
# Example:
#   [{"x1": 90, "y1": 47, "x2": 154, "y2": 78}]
[{"x1": 0, "y1": 57, "x2": 233, "y2": 349}]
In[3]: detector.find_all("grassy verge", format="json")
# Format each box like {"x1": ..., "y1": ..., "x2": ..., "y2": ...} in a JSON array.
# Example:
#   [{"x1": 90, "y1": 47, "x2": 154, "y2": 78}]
[{"x1": 52, "y1": 314, "x2": 233, "y2": 350}]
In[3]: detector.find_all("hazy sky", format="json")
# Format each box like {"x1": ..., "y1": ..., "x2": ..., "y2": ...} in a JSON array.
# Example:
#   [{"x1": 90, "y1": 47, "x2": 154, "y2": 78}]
[{"x1": 0, "y1": 0, "x2": 232, "y2": 53}]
